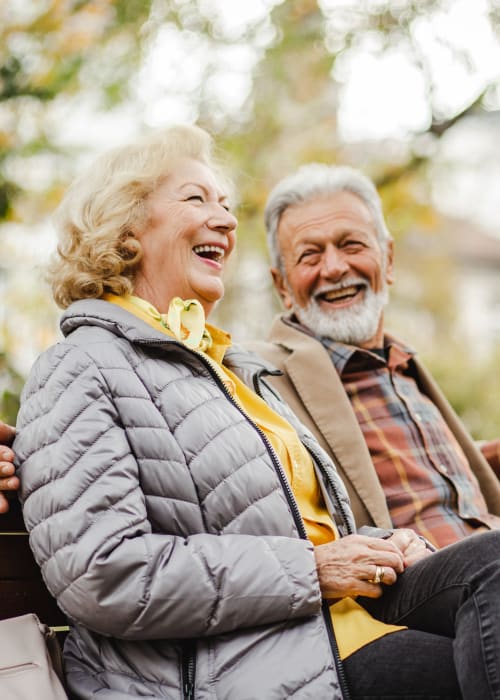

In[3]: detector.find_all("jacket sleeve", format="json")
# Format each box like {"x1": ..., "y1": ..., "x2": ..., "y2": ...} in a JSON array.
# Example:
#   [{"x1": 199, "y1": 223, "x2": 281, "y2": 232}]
[
  {"x1": 15, "y1": 343, "x2": 321, "y2": 640},
  {"x1": 480, "y1": 439, "x2": 500, "y2": 479}
]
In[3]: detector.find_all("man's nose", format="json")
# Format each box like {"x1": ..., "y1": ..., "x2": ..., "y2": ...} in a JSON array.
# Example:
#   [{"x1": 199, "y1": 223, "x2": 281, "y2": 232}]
[{"x1": 320, "y1": 245, "x2": 349, "y2": 279}]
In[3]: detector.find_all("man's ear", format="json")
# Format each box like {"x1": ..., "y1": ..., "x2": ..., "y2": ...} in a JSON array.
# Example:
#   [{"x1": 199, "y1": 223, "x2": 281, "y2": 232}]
[
  {"x1": 385, "y1": 239, "x2": 395, "y2": 286},
  {"x1": 270, "y1": 267, "x2": 294, "y2": 310}
]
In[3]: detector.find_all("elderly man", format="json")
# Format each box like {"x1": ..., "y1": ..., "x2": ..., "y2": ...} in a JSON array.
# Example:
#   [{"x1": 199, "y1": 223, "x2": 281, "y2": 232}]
[{"x1": 248, "y1": 163, "x2": 500, "y2": 548}]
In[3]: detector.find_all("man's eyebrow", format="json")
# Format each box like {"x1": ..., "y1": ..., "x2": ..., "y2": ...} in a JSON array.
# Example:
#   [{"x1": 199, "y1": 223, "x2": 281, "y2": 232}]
[{"x1": 338, "y1": 228, "x2": 373, "y2": 239}]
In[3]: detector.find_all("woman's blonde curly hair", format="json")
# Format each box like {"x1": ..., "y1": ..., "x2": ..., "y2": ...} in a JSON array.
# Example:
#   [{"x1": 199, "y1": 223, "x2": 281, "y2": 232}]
[{"x1": 50, "y1": 124, "x2": 230, "y2": 309}]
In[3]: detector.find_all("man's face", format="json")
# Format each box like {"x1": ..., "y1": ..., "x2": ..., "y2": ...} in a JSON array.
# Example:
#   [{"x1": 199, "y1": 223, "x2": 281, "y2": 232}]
[{"x1": 271, "y1": 191, "x2": 394, "y2": 348}]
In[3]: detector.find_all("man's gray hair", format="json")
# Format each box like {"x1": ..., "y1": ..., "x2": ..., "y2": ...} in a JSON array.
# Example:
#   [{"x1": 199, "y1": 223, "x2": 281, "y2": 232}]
[{"x1": 264, "y1": 164, "x2": 392, "y2": 271}]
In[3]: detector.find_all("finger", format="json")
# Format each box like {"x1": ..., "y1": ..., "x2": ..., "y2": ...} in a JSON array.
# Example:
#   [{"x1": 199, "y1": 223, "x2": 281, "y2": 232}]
[
  {"x1": 0, "y1": 447, "x2": 14, "y2": 463},
  {"x1": 365, "y1": 537, "x2": 406, "y2": 565},
  {"x1": 355, "y1": 580, "x2": 385, "y2": 599},
  {"x1": 367, "y1": 563, "x2": 398, "y2": 585},
  {"x1": 0, "y1": 423, "x2": 15, "y2": 446},
  {"x1": 404, "y1": 548, "x2": 432, "y2": 567},
  {"x1": 0, "y1": 460, "x2": 16, "y2": 476},
  {"x1": 390, "y1": 529, "x2": 422, "y2": 554},
  {"x1": 370, "y1": 550, "x2": 405, "y2": 574},
  {"x1": 378, "y1": 566, "x2": 398, "y2": 586},
  {"x1": 0, "y1": 492, "x2": 10, "y2": 513},
  {"x1": 0, "y1": 474, "x2": 20, "y2": 491}
]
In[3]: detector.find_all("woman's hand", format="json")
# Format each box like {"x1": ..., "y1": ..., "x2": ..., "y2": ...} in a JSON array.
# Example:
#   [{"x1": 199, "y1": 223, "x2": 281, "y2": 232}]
[
  {"x1": 314, "y1": 534, "x2": 405, "y2": 600},
  {"x1": 0, "y1": 422, "x2": 18, "y2": 514},
  {"x1": 388, "y1": 529, "x2": 433, "y2": 567}
]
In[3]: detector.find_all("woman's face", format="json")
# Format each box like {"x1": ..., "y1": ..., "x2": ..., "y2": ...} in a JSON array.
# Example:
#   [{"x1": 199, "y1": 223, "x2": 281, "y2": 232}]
[{"x1": 134, "y1": 157, "x2": 237, "y2": 316}]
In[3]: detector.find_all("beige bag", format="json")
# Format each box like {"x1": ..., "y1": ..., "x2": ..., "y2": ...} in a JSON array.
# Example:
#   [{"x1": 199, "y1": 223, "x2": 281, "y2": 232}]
[{"x1": 0, "y1": 613, "x2": 68, "y2": 699}]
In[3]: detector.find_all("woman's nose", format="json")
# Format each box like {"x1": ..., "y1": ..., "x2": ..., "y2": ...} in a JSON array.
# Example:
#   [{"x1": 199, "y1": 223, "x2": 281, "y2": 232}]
[{"x1": 208, "y1": 206, "x2": 238, "y2": 233}]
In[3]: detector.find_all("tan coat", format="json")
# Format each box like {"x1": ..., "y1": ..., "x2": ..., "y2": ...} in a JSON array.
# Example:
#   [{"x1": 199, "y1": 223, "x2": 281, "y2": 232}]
[{"x1": 246, "y1": 314, "x2": 500, "y2": 530}]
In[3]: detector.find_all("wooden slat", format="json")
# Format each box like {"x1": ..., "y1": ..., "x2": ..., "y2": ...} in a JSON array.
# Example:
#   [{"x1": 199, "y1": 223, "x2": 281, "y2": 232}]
[{"x1": 0, "y1": 496, "x2": 67, "y2": 629}]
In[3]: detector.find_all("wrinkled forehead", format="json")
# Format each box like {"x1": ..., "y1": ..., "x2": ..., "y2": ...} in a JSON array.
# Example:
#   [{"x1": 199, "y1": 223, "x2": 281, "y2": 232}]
[{"x1": 279, "y1": 191, "x2": 376, "y2": 236}]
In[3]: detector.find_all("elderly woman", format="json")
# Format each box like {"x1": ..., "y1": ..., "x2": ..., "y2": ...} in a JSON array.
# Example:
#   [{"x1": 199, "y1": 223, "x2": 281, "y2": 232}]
[{"x1": 14, "y1": 125, "x2": 500, "y2": 700}]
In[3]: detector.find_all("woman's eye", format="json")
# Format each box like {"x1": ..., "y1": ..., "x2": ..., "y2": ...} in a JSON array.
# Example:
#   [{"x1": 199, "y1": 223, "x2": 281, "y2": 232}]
[{"x1": 186, "y1": 195, "x2": 204, "y2": 203}]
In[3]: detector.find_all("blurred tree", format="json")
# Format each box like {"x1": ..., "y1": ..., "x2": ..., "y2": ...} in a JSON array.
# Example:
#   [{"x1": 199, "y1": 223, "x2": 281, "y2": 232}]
[
  {"x1": 0, "y1": 0, "x2": 499, "y2": 436},
  {"x1": 0, "y1": 0, "x2": 154, "y2": 223}
]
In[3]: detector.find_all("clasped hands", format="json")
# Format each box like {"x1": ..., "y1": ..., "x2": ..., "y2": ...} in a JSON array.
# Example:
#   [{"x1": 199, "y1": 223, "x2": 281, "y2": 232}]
[{"x1": 314, "y1": 530, "x2": 431, "y2": 600}]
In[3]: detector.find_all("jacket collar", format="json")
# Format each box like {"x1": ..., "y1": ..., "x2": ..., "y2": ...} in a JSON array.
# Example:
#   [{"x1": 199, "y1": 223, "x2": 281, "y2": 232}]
[{"x1": 60, "y1": 298, "x2": 179, "y2": 346}]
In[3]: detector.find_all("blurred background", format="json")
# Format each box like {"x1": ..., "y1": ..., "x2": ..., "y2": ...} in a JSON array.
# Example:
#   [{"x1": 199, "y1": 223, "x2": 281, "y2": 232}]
[{"x1": 1, "y1": 0, "x2": 499, "y2": 438}]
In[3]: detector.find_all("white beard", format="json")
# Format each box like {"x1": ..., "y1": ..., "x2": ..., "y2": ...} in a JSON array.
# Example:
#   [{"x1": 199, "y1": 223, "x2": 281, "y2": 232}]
[{"x1": 292, "y1": 278, "x2": 389, "y2": 346}]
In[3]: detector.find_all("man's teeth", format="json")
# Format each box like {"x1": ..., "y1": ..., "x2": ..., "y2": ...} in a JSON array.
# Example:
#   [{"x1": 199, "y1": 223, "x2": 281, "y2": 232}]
[
  {"x1": 322, "y1": 286, "x2": 359, "y2": 302},
  {"x1": 193, "y1": 245, "x2": 224, "y2": 261}
]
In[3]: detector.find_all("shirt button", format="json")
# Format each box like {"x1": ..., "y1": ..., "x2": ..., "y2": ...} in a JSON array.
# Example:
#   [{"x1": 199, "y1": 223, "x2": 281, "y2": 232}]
[
  {"x1": 415, "y1": 413, "x2": 422, "y2": 422},
  {"x1": 440, "y1": 464, "x2": 448, "y2": 474}
]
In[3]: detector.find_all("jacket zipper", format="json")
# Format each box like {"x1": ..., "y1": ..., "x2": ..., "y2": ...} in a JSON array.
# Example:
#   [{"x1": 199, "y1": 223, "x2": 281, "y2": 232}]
[
  {"x1": 253, "y1": 370, "x2": 352, "y2": 700},
  {"x1": 182, "y1": 642, "x2": 196, "y2": 700},
  {"x1": 141, "y1": 341, "x2": 350, "y2": 699}
]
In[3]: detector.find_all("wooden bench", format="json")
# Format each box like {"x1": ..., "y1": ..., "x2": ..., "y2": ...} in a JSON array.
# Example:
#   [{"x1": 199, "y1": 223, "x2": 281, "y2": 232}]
[{"x1": 0, "y1": 495, "x2": 68, "y2": 639}]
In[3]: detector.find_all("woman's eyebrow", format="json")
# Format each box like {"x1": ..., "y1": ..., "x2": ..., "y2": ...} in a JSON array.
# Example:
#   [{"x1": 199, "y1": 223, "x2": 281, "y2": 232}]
[{"x1": 178, "y1": 181, "x2": 207, "y2": 191}]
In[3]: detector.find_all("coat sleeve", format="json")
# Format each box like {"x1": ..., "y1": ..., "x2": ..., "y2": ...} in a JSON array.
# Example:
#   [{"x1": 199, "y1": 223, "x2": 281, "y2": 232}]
[
  {"x1": 15, "y1": 343, "x2": 321, "y2": 640},
  {"x1": 480, "y1": 439, "x2": 500, "y2": 479}
]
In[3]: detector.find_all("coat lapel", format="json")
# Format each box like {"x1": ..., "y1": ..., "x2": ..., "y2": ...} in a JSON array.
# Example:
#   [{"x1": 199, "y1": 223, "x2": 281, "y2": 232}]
[{"x1": 268, "y1": 317, "x2": 392, "y2": 527}]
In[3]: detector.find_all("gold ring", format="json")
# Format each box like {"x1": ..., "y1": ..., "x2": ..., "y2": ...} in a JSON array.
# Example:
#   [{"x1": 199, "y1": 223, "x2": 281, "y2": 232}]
[{"x1": 368, "y1": 565, "x2": 384, "y2": 584}]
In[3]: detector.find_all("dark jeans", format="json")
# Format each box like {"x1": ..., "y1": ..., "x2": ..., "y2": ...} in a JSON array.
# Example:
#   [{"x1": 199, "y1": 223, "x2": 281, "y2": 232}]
[
  {"x1": 343, "y1": 628, "x2": 460, "y2": 699},
  {"x1": 345, "y1": 530, "x2": 500, "y2": 700}
]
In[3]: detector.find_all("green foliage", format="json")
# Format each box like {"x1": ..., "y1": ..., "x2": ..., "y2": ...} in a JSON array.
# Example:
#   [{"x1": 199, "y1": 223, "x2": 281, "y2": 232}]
[
  {"x1": 0, "y1": 352, "x2": 23, "y2": 425},
  {"x1": 0, "y1": 0, "x2": 154, "y2": 221},
  {"x1": 422, "y1": 347, "x2": 500, "y2": 441}
]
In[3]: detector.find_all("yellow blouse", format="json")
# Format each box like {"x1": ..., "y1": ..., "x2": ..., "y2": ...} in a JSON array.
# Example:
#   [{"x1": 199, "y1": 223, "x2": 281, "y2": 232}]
[{"x1": 106, "y1": 294, "x2": 405, "y2": 659}]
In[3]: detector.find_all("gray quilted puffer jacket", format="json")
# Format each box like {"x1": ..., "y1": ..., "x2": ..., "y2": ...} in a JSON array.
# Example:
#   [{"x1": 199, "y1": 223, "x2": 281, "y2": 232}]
[{"x1": 15, "y1": 299, "x2": 358, "y2": 700}]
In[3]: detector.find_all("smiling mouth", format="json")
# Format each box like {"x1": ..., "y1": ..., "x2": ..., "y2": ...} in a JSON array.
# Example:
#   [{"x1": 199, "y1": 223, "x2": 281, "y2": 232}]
[
  {"x1": 317, "y1": 284, "x2": 365, "y2": 304},
  {"x1": 193, "y1": 245, "x2": 225, "y2": 263}
]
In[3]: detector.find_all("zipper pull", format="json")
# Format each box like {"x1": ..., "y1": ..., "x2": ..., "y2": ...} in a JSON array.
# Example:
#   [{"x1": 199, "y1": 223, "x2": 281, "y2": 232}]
[{"x1": 184, "y1": 680, "x2": 194, "y2": 700}]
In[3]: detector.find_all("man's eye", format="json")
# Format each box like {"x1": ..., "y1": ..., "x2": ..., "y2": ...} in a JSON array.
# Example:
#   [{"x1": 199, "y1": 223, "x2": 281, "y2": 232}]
[
  {"x1": 298, "y1": 250, "x2": 319, "y2": 263},
  {"x1": 343, "y1": 240, "x2": 364, "y2": 251}
]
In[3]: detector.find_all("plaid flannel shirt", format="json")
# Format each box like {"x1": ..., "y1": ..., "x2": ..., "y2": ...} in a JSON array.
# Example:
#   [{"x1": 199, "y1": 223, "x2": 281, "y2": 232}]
[{"x1": 322, "y1": 336, "x2": 500, "y2": 548}]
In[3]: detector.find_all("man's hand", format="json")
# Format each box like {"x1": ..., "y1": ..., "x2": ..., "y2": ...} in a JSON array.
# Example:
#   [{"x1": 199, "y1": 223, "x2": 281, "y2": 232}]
[
  {"x1": 388, "y1": 528, "x2": 432, "y2": 567},
  {"x1": 0, "y1": 422, "x2": 18, "y2": 513},
  {"x1": 314, "y1": 534, "x2": 405, "y2": 600}
]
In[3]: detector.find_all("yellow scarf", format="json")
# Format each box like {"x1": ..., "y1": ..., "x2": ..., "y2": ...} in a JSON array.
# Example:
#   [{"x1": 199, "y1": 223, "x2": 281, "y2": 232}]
[{"x1": 104, "y1": 294, "x2": 213, "y2": 352}]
